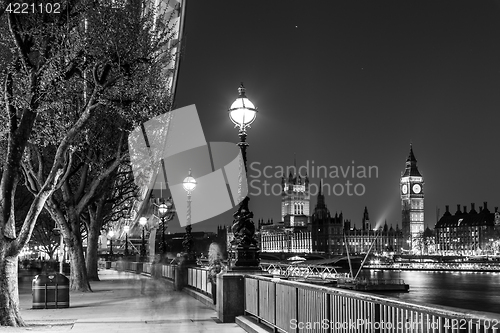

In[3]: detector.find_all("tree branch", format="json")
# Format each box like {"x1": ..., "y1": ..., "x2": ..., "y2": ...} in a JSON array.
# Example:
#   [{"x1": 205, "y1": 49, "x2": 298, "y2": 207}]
[
  {"x1": 4, "y1": 72, "x2": 17, "y2": 133},
  {"x1": 20, "y1": 162, "x2": 40, "y2": 194},
  {"x1": 55, "y1": 147, "x2": 75, "y2": 190},
  {"x1": 13, "y1": 167, "x2": 64, "y2": 253},
  {"x1": 8, "y1": 12, "x2": 32, "y2": 73},
  {"x1": 76, "y1": 137, "x2": 125, "y2": 215},
  {"x1": 75, "y1": 159, "x2": 89, "y2": 202}
]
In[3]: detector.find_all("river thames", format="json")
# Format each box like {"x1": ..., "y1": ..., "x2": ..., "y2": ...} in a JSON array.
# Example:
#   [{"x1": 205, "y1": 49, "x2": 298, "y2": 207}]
[{"x1": 359, "y1": 270, "x2": 500, "y2": 314}]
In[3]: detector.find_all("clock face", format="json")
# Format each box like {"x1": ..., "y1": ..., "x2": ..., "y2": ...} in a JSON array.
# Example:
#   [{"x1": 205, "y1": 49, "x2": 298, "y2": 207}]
[
  {"x1": 412, "y1": 184, "x2": 422, "y2": 194},
  {"x1": 402, "y1": 184, "x2": 408, "y2": 194}
]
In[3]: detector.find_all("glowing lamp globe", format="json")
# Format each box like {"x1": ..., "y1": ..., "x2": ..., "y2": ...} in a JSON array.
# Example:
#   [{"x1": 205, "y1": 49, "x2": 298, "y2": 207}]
[
  {"x1": 183, "y1": 169, "x2": 197, "y2": 193},
  {"x1": 158, "y1": 203, "x2": 169, "y2": 217},
  {"x1": 228, "y1": 84, "x2": 257, "y2": 129},
  {"x1": 124, "y1": 225, "x2": 130, "y2": 233},
  {"x1": 108, "y1": 230, "x2": 115, "y2": 238},
  {"x1": 139, "y1": 217, "x2": 148, "y2": 227}
]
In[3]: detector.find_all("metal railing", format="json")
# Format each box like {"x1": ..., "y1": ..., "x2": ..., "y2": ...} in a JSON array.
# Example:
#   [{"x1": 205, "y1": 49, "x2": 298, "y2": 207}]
[
  {"x1": 162, "y1": 264, "x2": 174, "y2": 280},
  {"x1": 112, "y1": 261, "x2": 175, "y2": 280},
  {"x1": 186, "y1": 266, "x2": 212, "y2": 296},
  {"x1": 245, "y1": 275, "x2": 500, "y2": 333},
  {"x1": 143, "y1": 263, "x2": 152, "y2": 274}
]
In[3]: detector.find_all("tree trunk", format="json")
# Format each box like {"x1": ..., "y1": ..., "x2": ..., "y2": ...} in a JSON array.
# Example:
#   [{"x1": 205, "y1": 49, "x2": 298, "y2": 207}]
[
  {"x1": 67, "y1": 233, "x2": 92, "y2": 291},
  {"x1": 0, "y1": 251, "x2": 25, "y2": 327},
  {"x1": 44, "y1": 199, "x2": 92, "y2": 292},
  {"x1": 86, "y1": 217, "x2": 101, "y2": 281}
]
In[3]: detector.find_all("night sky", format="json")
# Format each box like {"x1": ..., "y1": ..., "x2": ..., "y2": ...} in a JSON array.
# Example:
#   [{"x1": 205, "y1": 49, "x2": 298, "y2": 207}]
[{"x1": 167, "y1": 0, "x2": 500, "y2": 234}]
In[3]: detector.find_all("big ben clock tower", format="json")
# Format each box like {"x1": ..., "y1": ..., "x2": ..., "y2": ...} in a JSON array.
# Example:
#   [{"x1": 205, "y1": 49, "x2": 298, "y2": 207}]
[{"x1": 400, "y1": 144, "x2": 424, "y2": 252}]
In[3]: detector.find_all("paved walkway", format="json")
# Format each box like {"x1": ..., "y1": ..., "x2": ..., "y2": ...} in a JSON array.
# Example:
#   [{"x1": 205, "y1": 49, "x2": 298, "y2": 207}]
[{"x1": 5, "y1": 270, "x2": 246, "y2": 333}]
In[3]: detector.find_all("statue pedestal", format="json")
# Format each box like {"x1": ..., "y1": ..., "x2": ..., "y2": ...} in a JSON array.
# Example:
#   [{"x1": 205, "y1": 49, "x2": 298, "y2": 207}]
[
  {"x1": 231, "y1": 246, "x2": 260, "y2": 269},
  {"x1": 216, "y1": 269, "x2": 265, "y2": 323}
]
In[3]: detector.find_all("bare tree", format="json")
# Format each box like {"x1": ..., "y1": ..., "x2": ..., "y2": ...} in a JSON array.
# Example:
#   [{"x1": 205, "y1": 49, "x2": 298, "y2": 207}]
[
  {"x1": 0, "y1": 0, "x2": 177, "y2": 326},
  {"x1": 85, "y1": 161, "x2": 138, "y2": 281}
]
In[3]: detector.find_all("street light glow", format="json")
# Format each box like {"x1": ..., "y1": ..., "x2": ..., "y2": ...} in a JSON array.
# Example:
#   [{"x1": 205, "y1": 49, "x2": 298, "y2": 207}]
[
  {"x1": 183, "y1": 169, "x2": 197, "y2": 193},
  {"x1": 228, "y1": 84, "x2": 257, "y2": 130},
  {"x1": 158, "y1": 203, "x2": 169, "y2": 217}
]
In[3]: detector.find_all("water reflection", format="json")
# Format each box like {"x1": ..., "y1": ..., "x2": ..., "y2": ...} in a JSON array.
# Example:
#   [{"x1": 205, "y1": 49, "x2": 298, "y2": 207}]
[{"x1": 360, "y1": 270, "x2": 500, "y2": 314}]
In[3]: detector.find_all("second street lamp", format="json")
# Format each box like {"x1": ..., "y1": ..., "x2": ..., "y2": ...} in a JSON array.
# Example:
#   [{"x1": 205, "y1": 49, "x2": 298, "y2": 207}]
[
  {"x1": 228, "y1": 83, "x2": 260, "y2": 269},
  {"x1": 157, "y1": 197, "x2": 175, "y2": 258},
  {"x1": 108, "y1": 230, "x2": 115, "y2": 257},
  {"x1": 124, "y1": 225, "x2": 130, "y2": 257},
  {"x1": 182, "y1": 169, "x2": 196, "y2": 264},
  {"x1": 139, "y1": 217, "x2": 148, "y2": 260}
]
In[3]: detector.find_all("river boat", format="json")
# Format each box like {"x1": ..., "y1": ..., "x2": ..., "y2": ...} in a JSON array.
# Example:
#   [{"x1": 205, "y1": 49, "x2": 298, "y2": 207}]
[
  {"x1": 336, "y1": 231, "x2": 410, "y2": 292},
  {"x1": 336, "y1": 277, "x2": 409, "y2": 291}
]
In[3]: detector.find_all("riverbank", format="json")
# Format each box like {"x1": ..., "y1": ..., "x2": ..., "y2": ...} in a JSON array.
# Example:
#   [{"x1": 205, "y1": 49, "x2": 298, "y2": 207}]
[{"x1": 365, "y1": 264, "x2": 500, "y2": 272}]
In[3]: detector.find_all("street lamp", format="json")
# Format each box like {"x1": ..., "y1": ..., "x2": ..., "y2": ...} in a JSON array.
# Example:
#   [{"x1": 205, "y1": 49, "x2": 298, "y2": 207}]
[
  {"x1": 139, "y1": 217, "x2": 148, "y2": 260},
  {"x1": 228, "y1": 83, "x2": 257, "y2": 172},
  {"x1": 108, "y1": 230, "x2": 115, "y2": 257},
  {"x1": 182, "y1": 169, "x2": 196, "y2": 263},
  {"x1": 124, "y1": 225, "x2": 130, "y2": 257},
  {"x1": 53, "y1": 227, "x2": 64, "y2": 274},
  {"x1": 157, "y1": 197, "x2": 175, "y2": 257},
  {"x1": 228, "y1": 83, "x2": 260, "y2": 269}
]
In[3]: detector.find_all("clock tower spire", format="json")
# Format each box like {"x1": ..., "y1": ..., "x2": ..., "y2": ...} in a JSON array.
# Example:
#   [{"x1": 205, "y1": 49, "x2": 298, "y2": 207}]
[{"x1": 400, "y1": 144, "x2": 424, "y2": 253}]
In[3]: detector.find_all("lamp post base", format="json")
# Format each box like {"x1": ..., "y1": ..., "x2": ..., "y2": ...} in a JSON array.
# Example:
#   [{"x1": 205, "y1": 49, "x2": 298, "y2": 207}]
[{"x1": 230, "y1": 246, "x2": 261, "y2": 270}]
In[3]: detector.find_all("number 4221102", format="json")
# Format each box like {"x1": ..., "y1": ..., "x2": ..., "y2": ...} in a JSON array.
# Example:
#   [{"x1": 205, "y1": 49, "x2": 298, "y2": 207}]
[{"x1": 6, "y1": 2, "x2": 61, "y2": 14}]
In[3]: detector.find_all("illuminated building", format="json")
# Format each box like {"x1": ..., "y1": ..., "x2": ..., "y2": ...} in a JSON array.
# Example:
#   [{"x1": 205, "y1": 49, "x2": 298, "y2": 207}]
[
  {"x1": 281, "y1": 168, "x2": 310, "y2": 227},
  {"x1": 259, "y1": 222, "x2": 312, "y2": 253},
  {"x1": 260, "y1": 184, "x2": 404, "y2": 255},
  {"x1": 343, "y1": 219, "x2": 404, "y2": 255},
  {"x1": 310, "y1": 183, "x2": 344, "y2": 254},
  {"x1": 400, "y1": 144, "x2": 425, "y2": 252},
  {"x1": 257, "y1": 163, "x2": 313, "y2": 254},
  {"x1": 435, "y1": 203, "x2": 500, "y2": 255}
]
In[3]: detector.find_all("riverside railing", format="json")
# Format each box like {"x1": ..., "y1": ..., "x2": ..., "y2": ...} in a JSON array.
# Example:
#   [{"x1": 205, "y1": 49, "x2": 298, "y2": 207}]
[
  {"x1": 111, "y1": 261, "x2": 206, "y2": 291},
  {"x1": 113, "y1": 261, "x2": 175, "y2": 280},
  {"x1": 186, "y1": 266, "x2": 212, "y2": 296},
  {"x1": 245, "y1": 275, "x2": 500, "y2": 333}
]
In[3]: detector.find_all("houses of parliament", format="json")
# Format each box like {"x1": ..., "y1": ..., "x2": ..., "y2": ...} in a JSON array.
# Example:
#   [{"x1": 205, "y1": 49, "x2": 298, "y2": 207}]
[
  {"x1": 252, "y1": 145, "x2": 500, "y2": 257},
  {"x1": 256, "y1": 147, "x2": 426, "y2": 256}
]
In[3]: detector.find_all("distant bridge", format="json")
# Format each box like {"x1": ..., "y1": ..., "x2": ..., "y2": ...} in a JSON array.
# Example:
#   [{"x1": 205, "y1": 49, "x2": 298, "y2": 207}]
[{"x1": 260, "y1": 262, "x2": 349, "y2": 280}]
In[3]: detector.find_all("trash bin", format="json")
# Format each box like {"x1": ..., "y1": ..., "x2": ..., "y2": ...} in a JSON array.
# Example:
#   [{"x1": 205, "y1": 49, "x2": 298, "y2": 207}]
[{"x1": 32, "y1": 273, "x2": 70, "y2": 309}]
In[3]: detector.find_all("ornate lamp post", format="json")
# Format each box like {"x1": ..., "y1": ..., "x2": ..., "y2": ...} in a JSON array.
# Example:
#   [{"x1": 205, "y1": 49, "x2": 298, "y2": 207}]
[
  {"x1": 53, "y1": 227, "x2": 64, "y2": 274},
  {"x1": 157, "y1": 197, "x2": 175, "y2": 257},
  {"x1": 139, "y1": 217, "x2": 148, "y2": 260},
  {"x1": 182, "y1": 169, "x2": 197, "y2": 263},
  {"x1": 108, "y1": 230, "x2": 115, "y2": 257},
  {"x1": 228, "y1": 83, "x2": 257, "y2": 172},
  {"x1": 124, "y1": 225, "x2": 130, "y2": 257},
  {"x1": 228, "y1": 83, "x2": 260, "y2": 269}
]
